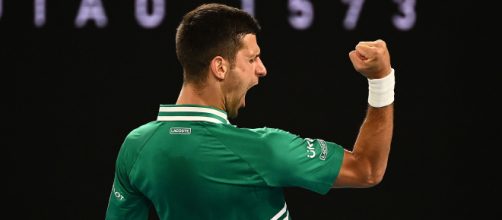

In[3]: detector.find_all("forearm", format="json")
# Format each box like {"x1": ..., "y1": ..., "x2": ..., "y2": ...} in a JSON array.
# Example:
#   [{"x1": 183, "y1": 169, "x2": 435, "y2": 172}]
[{"x1": 352, "y1": 104, "x2": 394, "y2": 182}]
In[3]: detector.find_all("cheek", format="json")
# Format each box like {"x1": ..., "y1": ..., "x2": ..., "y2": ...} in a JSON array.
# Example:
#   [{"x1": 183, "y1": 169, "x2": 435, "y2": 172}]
[
  {"x1": 231, "y1": 66, "x2": 247, "y2": 82},
  {"x1": 225, "y1": 70, "x2": 244, "y2": 92},
  {"x1": 230, "y1": 62, "x2": 253, "y2": 88},
  {"x1": 238, "y1": 64, "x2": 254, "y2": 82}
]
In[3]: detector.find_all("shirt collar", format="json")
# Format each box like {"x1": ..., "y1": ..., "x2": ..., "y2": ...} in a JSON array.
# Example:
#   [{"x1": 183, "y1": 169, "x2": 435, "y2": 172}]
[{"x1": 157, "y1": 104, "x2": 230, "y2": 124}]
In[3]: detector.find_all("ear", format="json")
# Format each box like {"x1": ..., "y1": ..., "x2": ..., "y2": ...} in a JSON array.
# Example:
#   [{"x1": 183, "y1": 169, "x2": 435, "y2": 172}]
[{"x1": 210, "y1": 56, "x2": 228, "y2": 80}]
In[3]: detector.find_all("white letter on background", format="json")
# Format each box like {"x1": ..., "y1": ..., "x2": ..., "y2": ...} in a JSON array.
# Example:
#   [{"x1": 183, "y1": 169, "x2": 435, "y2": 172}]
[
  {"x1": 75, "y1": 0, "x2": 108, "y2": 28},
  {"x1": 393, "y1": 0, "x2": 416, "y2": 31},
  {"x1": 136, "y1": 0, "x2": 165, "y2": 28},
  {"x1": 288, "y1": 0, "x2": 314, "y2": 30},
  {"x1": 241, "y1": 0, "x2": 255, "y2": 17},
  {"x1": 34, "y1": 0, "x2": 46, "y2": 27},
  {"x1": 342, "y1": 0, "x2": 365, "y2": 30},
  {"x1": 0, "y1": 0, "x2": 3, "y2": 20}
]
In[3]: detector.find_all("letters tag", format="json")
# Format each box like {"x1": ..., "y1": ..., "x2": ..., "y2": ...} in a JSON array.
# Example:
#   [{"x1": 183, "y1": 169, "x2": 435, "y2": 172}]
[{"x1": 170, "y1": 127, "x2": 191, "y2": 135}]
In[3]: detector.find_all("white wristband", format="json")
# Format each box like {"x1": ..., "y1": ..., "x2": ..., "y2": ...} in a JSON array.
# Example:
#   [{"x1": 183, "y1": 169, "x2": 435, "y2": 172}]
[{"x1": 368, "y1": 68, "x2": 395, "y2": 107}]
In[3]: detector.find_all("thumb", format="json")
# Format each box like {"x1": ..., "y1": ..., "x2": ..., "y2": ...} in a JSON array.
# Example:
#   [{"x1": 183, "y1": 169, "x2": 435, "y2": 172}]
[{"x1": 349, "y1": 50, "x2": 364, "y2": 67}]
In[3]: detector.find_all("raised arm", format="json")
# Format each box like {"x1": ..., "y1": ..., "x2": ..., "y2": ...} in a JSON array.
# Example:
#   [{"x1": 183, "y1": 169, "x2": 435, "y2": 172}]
[{"x1": 333, "y1": 39, "x2": 394, "y2": 188}]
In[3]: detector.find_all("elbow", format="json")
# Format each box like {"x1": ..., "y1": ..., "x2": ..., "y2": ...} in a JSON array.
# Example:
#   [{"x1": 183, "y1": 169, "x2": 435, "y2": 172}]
[
  {"x1": 360, "y1": 170, "x2": 385, "y2": 188},
  {"x1": 363, "y1": 173, "x2": 384, "y2": 187},
  {"x1": 353, "y1": 153, "x2": 388, "y2": 187},
  {"x1": 352, "y1": 160, "x2": 386, "y2": 187},
  {"x1": 336, "y1": 152, "x2": 389, "y2": 188}
]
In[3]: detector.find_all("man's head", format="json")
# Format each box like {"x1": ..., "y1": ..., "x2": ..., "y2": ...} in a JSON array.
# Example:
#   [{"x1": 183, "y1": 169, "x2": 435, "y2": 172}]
[{"x1": 176, "y1": 3, "x2": 267, "y2": 118}]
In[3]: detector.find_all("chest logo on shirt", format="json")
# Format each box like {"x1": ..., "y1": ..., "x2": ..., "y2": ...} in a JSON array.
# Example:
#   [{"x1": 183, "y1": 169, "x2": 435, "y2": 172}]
[{"x1": 170, "y1": 127, "x2": 192, "y2": 135}]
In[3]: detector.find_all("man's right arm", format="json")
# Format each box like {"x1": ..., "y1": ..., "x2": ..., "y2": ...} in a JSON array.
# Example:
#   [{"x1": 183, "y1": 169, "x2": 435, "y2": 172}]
[
  {"x1": 334, "y1": 105, "x2": 393, "y2": 187},
  {"x1": 333, "y1": 39, "x2": 394, "y2": 188}
]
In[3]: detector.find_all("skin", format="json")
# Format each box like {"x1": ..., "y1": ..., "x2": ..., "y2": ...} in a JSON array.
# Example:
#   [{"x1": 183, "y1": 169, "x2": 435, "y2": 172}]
[
  {"x1": 176, "y1": 34, "x2": 267, "y2": 118},
  {"x1": 177, "y1": 36, "x2": 393, "y2": 188},
  {"x1": 334, "y1": 40, "x2": 394, "y2": 187}
]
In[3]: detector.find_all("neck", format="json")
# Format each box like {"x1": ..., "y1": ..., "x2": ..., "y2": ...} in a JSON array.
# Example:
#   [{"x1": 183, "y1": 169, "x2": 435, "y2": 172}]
[{"x1": 176, "y1": 82, "x2": 225, "y2": 111}]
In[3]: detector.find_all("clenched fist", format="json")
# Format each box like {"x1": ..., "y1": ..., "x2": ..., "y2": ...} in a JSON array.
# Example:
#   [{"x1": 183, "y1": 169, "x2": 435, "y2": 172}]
[{"x1": 349, "y1": 39, "x2": 392, "y2": 79}]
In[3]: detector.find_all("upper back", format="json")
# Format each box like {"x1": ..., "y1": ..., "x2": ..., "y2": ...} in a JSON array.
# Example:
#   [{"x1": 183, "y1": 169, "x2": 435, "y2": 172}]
[{"x1": 114, "y1": 105, "x2": 286, "y2": 219}]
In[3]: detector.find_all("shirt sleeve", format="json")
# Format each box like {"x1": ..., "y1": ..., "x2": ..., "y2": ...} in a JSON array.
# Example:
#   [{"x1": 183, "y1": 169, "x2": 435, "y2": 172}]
[
  {"x1": 251, "y1": 127, "x2": 345, "y2": 195},
  {"x1": 105, "y1": 175, "x2": 150, "y2": 220},
  {"x1": 105, "y1": 128, "x2": 153, "y2": 220}
]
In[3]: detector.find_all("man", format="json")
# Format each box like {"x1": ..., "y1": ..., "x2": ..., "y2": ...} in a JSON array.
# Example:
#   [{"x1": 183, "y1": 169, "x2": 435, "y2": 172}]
[{"x1": 106, "y1": 3, "x2": 394, "y2": 220}]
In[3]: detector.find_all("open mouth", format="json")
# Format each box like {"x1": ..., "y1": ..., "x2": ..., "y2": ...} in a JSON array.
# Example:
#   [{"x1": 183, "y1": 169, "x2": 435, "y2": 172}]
[{"x1": 241, "y1": 82, "x2": 258, "y2": 108}]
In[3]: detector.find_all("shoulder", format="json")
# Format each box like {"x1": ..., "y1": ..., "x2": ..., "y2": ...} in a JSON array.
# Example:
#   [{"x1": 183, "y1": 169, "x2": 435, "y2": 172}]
[
  {"x1": 250, "y1": 127, "x2": 302, "y2": 144},
  {"x1": 206, "y1": 125, "x2": 299, "y2": 144},
  {"x1": 127, "y1": 121, "x2": 161, "y2": 137},
  {"x1": 119, "y1": 121, "x2": 162, "y2": 153}
]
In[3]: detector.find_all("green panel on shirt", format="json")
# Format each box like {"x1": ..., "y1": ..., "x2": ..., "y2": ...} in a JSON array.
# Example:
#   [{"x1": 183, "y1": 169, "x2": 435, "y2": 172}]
[{"x1": 106, "y1": 104, "x2": 344, "y2": 220}]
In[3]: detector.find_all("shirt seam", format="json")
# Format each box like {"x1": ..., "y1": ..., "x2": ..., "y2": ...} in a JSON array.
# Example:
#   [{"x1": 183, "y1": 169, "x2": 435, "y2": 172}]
[
  {"x1": 202, "y1": 125, "x2": 271, "y2": 187},
  {"x1": 127, "y1": 122, "x2": 163, "y2": 188}
]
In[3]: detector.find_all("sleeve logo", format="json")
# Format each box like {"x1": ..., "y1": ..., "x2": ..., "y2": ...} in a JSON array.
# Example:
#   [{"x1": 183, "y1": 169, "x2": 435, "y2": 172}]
[
  {"x1": 305, "y1": 138, "x2": 328, "y2": 160},
  {"x1": 112, "y1": 184, "x2": 125, "y2": 201},
  {"x1": 305, "y1": 138, "x2": 316, "y2": 158},
  {"x1": 318, "y1": 139, "x2": 328, "y2": 161}
]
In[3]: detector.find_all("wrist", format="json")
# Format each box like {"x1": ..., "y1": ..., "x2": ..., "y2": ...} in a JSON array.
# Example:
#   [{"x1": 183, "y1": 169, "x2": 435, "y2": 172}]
[{"x1": 367, "y1": 68, "x2": 395, "y2": 107}]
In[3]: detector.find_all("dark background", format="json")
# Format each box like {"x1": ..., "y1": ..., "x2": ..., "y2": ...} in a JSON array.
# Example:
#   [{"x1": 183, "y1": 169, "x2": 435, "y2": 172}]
[{"x1": 6, "y1": 0, "x2": 499, "y2": 219}]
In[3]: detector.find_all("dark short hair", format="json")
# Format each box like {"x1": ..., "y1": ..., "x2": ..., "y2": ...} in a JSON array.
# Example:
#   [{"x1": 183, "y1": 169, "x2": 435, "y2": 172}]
[{"x1": 175, "y1": 3, "x2": 261, "y2": 85}]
